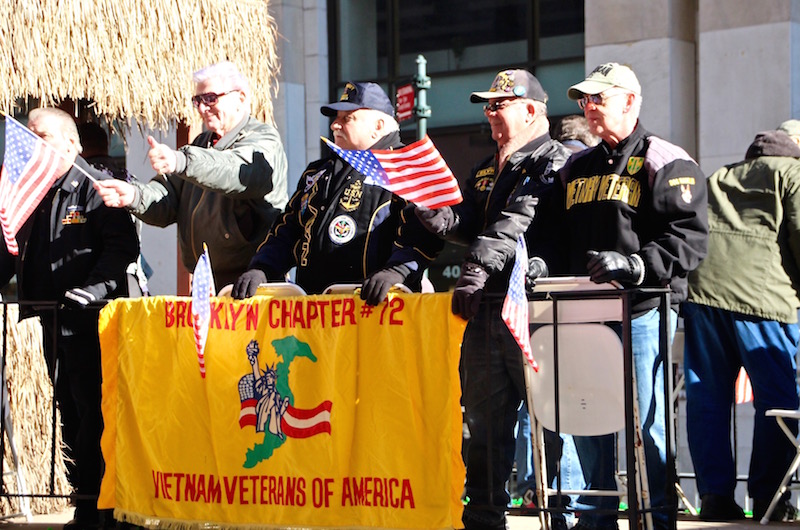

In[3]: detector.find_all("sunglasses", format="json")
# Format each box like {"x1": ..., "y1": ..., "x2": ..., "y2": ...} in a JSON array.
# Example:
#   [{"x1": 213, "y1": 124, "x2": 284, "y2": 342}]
[
  {"x1": 483, "y1": 99, "x2": 526, "y2": 113},
  {"x1": 192, "y1": 91, "x2": 235, "y2": 108},
  {"x1": 577, "y1": 92, "x2": 626, "y2": 110}
]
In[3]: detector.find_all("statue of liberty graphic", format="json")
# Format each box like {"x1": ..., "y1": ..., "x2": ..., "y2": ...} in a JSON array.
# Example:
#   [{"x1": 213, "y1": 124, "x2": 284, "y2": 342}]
[{"x1": 246, "y1": 340, "x2": 290, "y2": 439}]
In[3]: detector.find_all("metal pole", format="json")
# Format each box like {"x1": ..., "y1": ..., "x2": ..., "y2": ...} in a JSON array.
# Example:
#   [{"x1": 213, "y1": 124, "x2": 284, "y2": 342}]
[{"x1": 413, "y1": 55, "x2": 431, "y2": 141}]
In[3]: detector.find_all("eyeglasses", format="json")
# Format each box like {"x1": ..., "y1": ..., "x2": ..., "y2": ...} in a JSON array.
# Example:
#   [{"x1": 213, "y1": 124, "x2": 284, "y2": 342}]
[
  {"x1": 483, "y1": 99, "x2": 526, "y2": 113},
  {"x1": 577, "y1": 92, "x2": 626, "y2": 110},
  {"x1": 192, "y1": 91, "x2": 235, "y2": 108}
]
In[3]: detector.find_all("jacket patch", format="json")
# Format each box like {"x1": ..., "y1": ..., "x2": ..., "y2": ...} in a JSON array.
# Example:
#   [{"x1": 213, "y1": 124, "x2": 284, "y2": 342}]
[
  {"x1": 305, "y1": 169, "x2": 325, "y2": 192},
  {"x1": 669, "y1": 177, "x2": 696, "y2": 204},
  {"x1": 474, "y1": 176, "x2": 494, "y2": 192},
  {"x1": 62, "y1": 205, "x2": 87, "y2": 225},
  {"x1": 626, "y1": 157, "x2": 644, "y2": 175},
  {"x1": 328, "y1": 215, "x2": 357, "y2": 245},
  {"x1": 339, "y1": 181, "x2": 363, "y2": 212}
]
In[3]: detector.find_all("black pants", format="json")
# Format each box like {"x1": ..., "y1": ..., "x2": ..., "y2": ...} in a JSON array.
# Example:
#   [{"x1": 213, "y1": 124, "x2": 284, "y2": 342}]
[{"x1": 41, "y1": 310, "x2": 104, "y2": 516}]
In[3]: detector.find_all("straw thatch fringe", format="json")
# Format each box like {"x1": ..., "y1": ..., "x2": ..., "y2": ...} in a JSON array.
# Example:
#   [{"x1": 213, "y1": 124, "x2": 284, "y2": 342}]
[
  {"x1": 0, "y1": 306, "x2": 72, "y2": 516},
  {"x1": 0, "y1": 0, "x2": 279, "y2": 128}
]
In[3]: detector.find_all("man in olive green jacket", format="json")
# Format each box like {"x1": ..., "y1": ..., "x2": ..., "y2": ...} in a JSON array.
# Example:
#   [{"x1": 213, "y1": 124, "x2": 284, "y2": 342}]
[
  {"x1": 684, "y1": 129, "x2": 800, "y2": 523},
  {"x1": 95, "y1": 61, "x2": 288, "y2": 289}
]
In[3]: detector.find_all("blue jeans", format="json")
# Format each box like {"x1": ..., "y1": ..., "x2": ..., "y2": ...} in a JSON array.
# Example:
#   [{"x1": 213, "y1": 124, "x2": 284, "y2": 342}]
[
  {"x1": 570, "y1": 307, "x2": 676, "y2": 529},
  {"x1": 683, "y1": 303, "x2": 799, "y2": 500},
  {"x1": 515, "y1": 405, "x2": 585, "y2": 505},
  {"x1": 515, "y1": 403, "x2": 537, "y2": 496}
]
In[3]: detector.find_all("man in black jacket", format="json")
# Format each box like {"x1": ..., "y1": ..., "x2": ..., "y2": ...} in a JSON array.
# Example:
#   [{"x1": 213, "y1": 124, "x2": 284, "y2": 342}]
[
  {"x1": 233, "y1": 82, "x2": 442, "y2": 303},
  {"x1": 0, "y1": 108, "x2": 139, "y2": 529},
  {"x1": 416, "y1": 69, "x2": 571, "y2": 530},
  {"x1": 552, "y1": 62, "x2": 708, "y2": 530}
]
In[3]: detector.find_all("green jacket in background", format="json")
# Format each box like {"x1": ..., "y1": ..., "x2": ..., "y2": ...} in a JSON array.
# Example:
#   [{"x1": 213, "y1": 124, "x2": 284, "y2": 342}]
[
  {"x1": 130, "y1": 115, "x2": 288, "y2": 289},
  {"x1": 689, "y1": 141, "x2": 800, "y2": 323}
]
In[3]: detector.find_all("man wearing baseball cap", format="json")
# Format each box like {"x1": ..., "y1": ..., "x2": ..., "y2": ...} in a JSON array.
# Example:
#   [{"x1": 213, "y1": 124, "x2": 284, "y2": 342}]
[
  {"x1": 234, "y1": 82, "x2": 442, "y2": 302},
  {"x1": 415, "y1": 68, "x2": 572, "y2": 530},
  {"x1": 545, "y1": 62, "x2": 708, "y2": 530}
]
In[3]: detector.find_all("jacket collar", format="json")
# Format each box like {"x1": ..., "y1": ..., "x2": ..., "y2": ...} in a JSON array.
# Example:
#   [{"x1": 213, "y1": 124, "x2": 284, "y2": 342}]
[
  {"x1": 54, "y1": 156, "x2": 94, "y2": 192},
  {"x1": 210, "y1": 114, "x2": 251, "y2": 150},
  {"x1": 505, "y1": 133, "x2": 551, "y2": 165}
]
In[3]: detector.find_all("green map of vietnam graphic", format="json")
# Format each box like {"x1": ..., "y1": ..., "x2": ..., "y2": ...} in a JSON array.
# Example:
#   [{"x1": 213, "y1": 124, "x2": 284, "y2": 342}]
[{"x1": 239, "y1": 336, "x2": 332, "y2": 468}]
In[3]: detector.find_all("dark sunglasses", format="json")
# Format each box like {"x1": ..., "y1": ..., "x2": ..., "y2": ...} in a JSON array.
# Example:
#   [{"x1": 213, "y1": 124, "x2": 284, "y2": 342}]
[{"x1": 192, "y1": 91, "x2": 235, "y2": 108}]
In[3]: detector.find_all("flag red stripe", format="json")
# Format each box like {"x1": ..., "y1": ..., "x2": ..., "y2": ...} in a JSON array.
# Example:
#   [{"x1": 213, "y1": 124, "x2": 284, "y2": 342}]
[{"x1": 285, "y1": 401, "x2": 332, "y2": 419}]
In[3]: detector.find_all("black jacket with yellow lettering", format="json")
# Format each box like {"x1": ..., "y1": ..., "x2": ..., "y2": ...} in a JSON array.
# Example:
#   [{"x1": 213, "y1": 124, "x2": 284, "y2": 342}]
[
  {"x1": 248, "y1": 131, "x2": 443, "y2": 295},
  {"x1": 550, "y1": 123, "x2": 708, "y2": 311},
  {"x1": 452, "y1": 134, "x2": 571, "y2": 294}
]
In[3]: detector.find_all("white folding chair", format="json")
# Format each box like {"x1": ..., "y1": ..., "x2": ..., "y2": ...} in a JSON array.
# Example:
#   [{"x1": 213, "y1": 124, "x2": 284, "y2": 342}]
[
  {"x1": 255, "y1": 282, "x2": 308, "y2": 297},
  {"x1": 322, "y1": 283, "x2": 412, "y2": 295},
  {"x1": 759, "y1": 409, "x2": 800, "y2": 524},
  {"x1": 525, "y1": 277, "x2": 653, "y2": 530}
]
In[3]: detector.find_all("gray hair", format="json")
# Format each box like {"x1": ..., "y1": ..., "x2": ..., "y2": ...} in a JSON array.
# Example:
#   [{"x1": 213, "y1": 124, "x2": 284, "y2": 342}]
[
  {"x1": 554, "y1": 115, "x2": 599, "y2": 147},
  {"x1": 27, "y1": 107, "x2": 82, "y2": 153},
  {"x1": 533, "y1": 100, "x2": 548, "y2": 119},
  {"x1": 193, "y1": 61, "x2": 250, "y2": 94}
]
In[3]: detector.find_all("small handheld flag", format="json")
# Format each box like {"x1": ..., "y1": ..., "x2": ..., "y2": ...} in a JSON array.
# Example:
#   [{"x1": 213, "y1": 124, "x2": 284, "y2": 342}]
[
  {"x1": 502, "y1": 236, "x2": 537, "y2": 371},
  {"x1": 0, "y1": 117, "x2": 63, "y2": 255},
  {"x1": 322, "y1": 135, "x2": 462, "y2": 209},
  {"x1": 191, "y1": 244, "x2": 215, "y2": 378}
]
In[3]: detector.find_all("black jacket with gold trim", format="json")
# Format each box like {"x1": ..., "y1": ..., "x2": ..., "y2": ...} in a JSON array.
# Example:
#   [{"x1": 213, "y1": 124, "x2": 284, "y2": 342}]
[
  {"x1": 453, "y1": 134, "x2": 571, "y2": 294},
  {"x1": 248, "y1": 131, "x2": 443, "y2": 295}
]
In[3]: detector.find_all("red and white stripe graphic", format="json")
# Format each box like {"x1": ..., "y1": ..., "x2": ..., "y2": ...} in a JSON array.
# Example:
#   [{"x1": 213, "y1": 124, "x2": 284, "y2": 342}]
[{"x1": 281, "y1": 401, "x2": 333, "y2": 438}]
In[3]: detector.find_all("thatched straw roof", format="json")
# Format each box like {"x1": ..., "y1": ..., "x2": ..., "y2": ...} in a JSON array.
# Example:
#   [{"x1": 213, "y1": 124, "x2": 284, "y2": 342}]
[{"x1": 0, "y1": 0, "x2": 280, "y2": 128}]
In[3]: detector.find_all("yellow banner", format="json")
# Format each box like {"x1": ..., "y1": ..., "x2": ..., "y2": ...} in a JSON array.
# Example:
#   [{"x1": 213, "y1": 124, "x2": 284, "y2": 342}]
[{"x1": 99, "y1": 293, "x2": 466, "y2": 530}]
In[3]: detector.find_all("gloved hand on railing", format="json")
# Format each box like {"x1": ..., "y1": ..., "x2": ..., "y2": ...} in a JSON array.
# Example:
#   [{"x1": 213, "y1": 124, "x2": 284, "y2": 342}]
[
  {"x1": 525, "y1": 256, "x2": 549, "y2": 293},
  {"x1": 360, "y1": 265, "x2": 410, "y2": 306},
  {"x1": 586, "y1": 250, "x2": 644, "y2": 285},
  {"x1": 232, "y1": 269, "x2": 267, "y2": 300}
]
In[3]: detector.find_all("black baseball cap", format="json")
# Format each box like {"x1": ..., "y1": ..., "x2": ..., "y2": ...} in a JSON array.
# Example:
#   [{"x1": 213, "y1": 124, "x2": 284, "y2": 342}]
[
  {"x1": 470, "y1": 69, "x2": 548, "y2": 104},
  {"x1": 321, "y1": 82, "x2": 395, "y2": 117}
]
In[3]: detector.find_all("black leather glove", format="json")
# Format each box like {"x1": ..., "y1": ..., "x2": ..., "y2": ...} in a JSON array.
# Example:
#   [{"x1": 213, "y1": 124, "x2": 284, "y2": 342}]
[
  {"x1": 360, "y1": 265, "x2": 410, "y2": 306},
  {"x1": 451, "y1": 263, "x2": 489, "y2": 320},
  {"x1": 586, "y1": 250, "x2": 644, "y2": 285},
  {"x1": 415, "y1": 205, "x2": 458, "y2": 236},
  {"x1": 61, "y1": 286, "x2": 101, "y2": 309},
  {"x1": 232, "y1": 269, "x2": 267, "y2": 300},
  {"x1": 525, "y1": 256, "x2": 549, "y2": 292}
]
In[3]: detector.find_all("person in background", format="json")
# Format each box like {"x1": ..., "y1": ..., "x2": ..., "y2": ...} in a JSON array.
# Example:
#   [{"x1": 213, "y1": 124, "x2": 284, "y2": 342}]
[
  {"x1": 777, "y1": 119, "x2": 800, "y2": 149},
  {"x1": 0, "y1": 108, "x2": 139, "y2": 529},
  {"x1": 684, "y1": 129, "x2": 800, "y2": 523},
  {"x1": 94, "y1": 61, "x2": 288, "y2": 289},
  {"x1": 232, "y1": 82, "x2": 442, "y2": 303},
  {"x1": 415, "y1": 68, "x2": 571, "y2": 530},
  {"x1": 553, "y1": 114, "x2": 600, "y2": 153}
]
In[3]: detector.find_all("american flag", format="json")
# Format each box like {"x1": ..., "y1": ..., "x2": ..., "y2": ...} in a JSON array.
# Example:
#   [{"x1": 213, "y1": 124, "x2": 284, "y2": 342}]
[
  {"x1": 191, "y1": 246, "x2": 215, "y2": 379},
  {"x1": 0, "y1": 117, "x2": 64, "y2": 255},
  {"x1": 502, "y1": 236, "x2": 538, "y2": 371},
  {"x1": 735, "y1": 367, "x2": 753, "y2": 404},
  {"x1": 322, "y1": 135, "x2": 462, "y2": 209}
]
